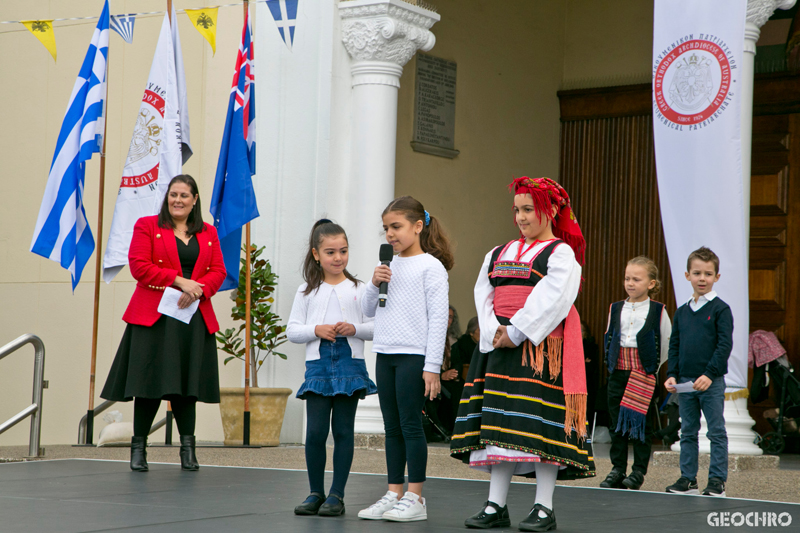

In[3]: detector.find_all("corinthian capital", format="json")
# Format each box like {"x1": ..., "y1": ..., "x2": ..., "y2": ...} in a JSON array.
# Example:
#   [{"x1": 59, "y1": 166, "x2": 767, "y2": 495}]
[
  {"x1": 747, "y1": 0, "x2": 796, "y2": 28},
  {"x1": 339, "y1": 0, "x2": 440, "y2": 67}
]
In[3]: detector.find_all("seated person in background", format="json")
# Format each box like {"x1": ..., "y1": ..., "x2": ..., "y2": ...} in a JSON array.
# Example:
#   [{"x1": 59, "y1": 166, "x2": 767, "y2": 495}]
[
  {"x1": 437, "y1": 318, "x2": 479, "y2": 433},
  {"x1": 448, "y1": 305, "x2": 462, "y2": 348},
  {"x1": 451, "y1": 317, "x2": 480, "y2": 380},
  {"x1": 581, "y1": 321, "x2": 600, "y2": 432}
]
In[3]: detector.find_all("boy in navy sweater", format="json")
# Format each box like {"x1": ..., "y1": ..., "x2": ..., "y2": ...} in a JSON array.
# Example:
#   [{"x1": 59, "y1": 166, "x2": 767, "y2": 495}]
[{"x1": 664, "y1": 247, "x2": 733, "y2": 497}]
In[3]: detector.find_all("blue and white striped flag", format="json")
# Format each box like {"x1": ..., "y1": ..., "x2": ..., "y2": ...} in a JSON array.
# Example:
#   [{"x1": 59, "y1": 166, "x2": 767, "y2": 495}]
[
  {"x1": 266, "y1": 0, "x2": 298, "y2": 51},
  {"x1": 31, "y1": 1, "x2": 109, "y2": 290},
  {"x1": 110, "y1": 14, "x2": 135, "y2": 44}
]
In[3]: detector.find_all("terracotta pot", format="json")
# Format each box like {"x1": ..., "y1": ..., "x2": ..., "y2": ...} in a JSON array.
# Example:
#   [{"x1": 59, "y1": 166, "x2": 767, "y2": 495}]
[{"x1": 219, "y1": 387, "x2": 292, "y2": 446}]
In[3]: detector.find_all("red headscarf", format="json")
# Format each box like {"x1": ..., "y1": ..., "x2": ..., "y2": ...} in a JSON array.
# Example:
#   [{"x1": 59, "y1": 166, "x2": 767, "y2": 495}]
[{"x1": 509, "y1": 177, "x2": 585, "y2": 266}]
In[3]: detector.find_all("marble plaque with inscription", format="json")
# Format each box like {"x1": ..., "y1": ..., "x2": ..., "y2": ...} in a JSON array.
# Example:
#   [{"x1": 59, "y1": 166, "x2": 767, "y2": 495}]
[{"x1": 412, "y1": 53, "x2": 459, "y2": 158}]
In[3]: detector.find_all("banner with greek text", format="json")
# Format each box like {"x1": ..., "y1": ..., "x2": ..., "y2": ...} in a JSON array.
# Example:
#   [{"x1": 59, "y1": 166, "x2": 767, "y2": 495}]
[
  {"x1": 653, "y1": 0, "x2": 748, "y2": 389},
  {"x1": 103, "y1": 5, "x2": 192, "y2": 282}
]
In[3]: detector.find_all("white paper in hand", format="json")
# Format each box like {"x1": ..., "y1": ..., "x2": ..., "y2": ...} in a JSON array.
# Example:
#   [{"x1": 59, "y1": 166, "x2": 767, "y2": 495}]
[
  {"x1": 157, "y1": 287, "x2": 200, "y2": 324},
  {"x1": 672, "y1": 381, "x2": 696, "y2": 394}
]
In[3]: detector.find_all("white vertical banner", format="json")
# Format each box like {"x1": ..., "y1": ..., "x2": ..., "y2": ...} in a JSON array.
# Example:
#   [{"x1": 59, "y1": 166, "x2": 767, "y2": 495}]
[
  {"x1": 103, "y1": 6, "x2": 191, "y2": 282},
  {"x1": 653, "y1": 0, "x2": 748, "y2": 389}
]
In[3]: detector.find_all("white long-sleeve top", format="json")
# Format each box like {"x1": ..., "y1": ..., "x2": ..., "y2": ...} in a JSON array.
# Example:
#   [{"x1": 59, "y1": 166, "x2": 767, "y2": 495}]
[
  {"x1": 361, "y1": 253, "x2": 449, "y2": 374},
  {"x1": 475, "y1": 240, "x2": 581, "y2": 353},
  {"x1": 613, "y1": 298, "x2": 672, "y2": 365},
  {"x1": 286, "y1": 280, "x2": 374, "y2": 360}
]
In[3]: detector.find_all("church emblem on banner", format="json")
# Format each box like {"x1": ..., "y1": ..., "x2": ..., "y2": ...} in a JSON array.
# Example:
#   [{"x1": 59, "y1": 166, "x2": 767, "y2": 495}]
[
  {"x1": 653, "y1": 36, "x2": 737, "y2": 128},
  {"x1": 121, "y1": 88, "x2": 166, "y2": 187}
]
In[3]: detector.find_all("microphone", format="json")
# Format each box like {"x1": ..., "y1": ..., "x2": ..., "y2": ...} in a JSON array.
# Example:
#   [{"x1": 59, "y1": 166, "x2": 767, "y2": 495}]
[{"x1": 379, "y1": 244, "x2": 393, "y2": 307}]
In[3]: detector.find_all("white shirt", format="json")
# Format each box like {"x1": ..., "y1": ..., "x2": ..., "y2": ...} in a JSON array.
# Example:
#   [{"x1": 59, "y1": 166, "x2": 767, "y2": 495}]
[
  {"x1": 475, "y1": 240, "x2": 581, "y2": 352},
  {"x1": 286, "y1": 280, "x2": 374, "y2": 360},
  {"x1": 615, "y1": 298, "x2": 672, "y2": 365},
  {"x1": 362, "y1": 253, "x2": 449, "y2": 374},
  {"x1": 689, "y1": 290, "x2": 717, "y2": 311}
]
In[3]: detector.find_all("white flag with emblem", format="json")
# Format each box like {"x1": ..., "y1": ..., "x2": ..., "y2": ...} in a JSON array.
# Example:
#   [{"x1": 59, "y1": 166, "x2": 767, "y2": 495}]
[
  {"x1": 653, "y1": 0, "x2": 748, "y2": 389},
  {"x1": 103, "y1": 5, "x2": 191, "y2": 282}
]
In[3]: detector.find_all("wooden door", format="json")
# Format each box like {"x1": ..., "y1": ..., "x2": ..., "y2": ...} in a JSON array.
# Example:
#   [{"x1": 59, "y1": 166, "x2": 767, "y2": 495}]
[{"x1": 748, "y1": 113, "x2": 800, "y2": 433}]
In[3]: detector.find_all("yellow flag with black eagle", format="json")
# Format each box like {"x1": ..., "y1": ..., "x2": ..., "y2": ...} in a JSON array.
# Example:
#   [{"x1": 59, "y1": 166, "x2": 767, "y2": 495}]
[
  {"x1": 185, "y1": 7, "x2": 218, "y2": 55},
  {"x1": 22, "y1": 20, "x2": 57, "y2": 62}
]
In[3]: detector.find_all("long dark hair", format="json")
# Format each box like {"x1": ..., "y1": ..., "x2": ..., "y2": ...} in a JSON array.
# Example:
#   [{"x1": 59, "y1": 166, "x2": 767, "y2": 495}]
[
  {"x1": 382, "y1": 196, "x2": 454, "y2": 271},
  {"x1": 302, "y1": 219, "x2": 359, "y2": 295},
  {"x1": 158, "y1": 174, "x2": 204, "y2": 235}
]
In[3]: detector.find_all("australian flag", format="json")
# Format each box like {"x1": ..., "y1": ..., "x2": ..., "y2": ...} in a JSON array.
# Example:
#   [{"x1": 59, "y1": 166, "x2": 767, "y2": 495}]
[{"x1": 210, "y1": 10, "x2": 258, "y2": 291}]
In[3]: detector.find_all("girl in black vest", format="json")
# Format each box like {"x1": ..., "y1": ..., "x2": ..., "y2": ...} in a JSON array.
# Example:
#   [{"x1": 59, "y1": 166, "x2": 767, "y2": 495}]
[{"x1": 600, "y1": 256, "x2": 671, "y2": 491}]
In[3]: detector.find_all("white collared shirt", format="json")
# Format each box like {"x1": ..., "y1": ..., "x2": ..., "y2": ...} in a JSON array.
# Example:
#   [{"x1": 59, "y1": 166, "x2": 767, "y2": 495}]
[
  {"x1": 689, "y1": 290, "x2": 718, "y2": 312},
  {"x1": 617, "y1": 297, "x2": 672, "y2": 364},
  {"x1": 287, "y1": 280, "x2": 374, "y2": 360}
]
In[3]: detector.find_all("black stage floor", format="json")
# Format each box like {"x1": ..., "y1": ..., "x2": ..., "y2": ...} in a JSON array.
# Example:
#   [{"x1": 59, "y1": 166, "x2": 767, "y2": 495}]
[{"x1": 1, "y1": 459, "x2": 796, "y2": 532}]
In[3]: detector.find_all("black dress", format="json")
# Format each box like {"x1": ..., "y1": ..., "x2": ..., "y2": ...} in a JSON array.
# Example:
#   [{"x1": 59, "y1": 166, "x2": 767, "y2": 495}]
[
  {"x1": 101, "y1": 235, "x2": 221, "y2": 403},
  {"x1": 450, "y1": 241, "x2": 595, "y2": 480}
]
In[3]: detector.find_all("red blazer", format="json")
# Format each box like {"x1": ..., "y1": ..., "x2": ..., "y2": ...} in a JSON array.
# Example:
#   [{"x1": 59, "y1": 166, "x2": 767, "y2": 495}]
[{"x1": 122, "y1": 215, "x2": 227, "y2": 334}]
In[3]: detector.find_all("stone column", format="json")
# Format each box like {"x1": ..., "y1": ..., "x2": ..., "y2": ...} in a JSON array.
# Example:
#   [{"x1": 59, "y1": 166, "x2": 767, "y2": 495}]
[
  {"x1": 723, "y1": 0, "x2": 796, "y2": 456},
  {"x1": 338, "y1": 0, "x2": 440, "y2": 433}
]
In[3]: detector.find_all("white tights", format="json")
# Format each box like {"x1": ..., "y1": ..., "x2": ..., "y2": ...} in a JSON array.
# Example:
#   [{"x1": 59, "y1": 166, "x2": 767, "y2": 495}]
[{"x1": 485, "y1": 462, "x2": 558, "y2": 518}]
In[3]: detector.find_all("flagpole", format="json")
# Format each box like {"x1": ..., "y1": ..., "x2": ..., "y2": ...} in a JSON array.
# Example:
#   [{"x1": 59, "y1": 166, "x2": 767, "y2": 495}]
[
  {"x1": 242, "y1": 0, "x2": 252, "y2": 447},
  {"x1": 86, "y1": 42, "x2": 110, "y2": 448}
]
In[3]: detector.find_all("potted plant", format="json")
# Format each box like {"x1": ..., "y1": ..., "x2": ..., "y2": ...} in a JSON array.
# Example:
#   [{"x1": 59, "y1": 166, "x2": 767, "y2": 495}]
[{"x1": 216, "y1": 244, "x2": 291, "y2": 446}]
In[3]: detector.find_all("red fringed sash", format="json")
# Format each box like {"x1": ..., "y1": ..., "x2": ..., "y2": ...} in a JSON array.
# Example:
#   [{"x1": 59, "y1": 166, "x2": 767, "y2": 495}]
[{"x1": 521, "y1": 306, "x2": 587, "y2": 439}]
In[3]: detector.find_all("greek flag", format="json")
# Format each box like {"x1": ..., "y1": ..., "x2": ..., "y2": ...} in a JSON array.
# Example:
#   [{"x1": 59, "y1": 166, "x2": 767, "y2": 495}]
[
  {"x1": 266, "y1": 0, "x2": 298, "y2": 50},
  {"x1": 110, "y1": 14, "x2": 135, "y2": 44},
  {"x1": 31, "y1": 1, "x2": 109, "y2": 290}
]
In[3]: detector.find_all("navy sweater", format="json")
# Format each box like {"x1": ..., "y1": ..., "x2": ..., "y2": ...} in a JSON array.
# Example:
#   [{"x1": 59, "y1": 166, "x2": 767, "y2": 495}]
[{"x1": 667, "y1": 297, "x2": 733, "y2": 381}]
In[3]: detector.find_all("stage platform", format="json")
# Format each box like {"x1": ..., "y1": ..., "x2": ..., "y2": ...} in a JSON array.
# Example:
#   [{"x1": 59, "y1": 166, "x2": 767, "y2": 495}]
[{"x1": 1, "y1": 459, "x2": 796, "y2": 532}]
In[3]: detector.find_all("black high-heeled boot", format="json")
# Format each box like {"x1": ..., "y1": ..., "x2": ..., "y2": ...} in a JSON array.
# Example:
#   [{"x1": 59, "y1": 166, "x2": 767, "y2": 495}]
[
  {"x1": 130, "y1": 436, "x2": 148, "y2": 472},
  {"x1": 179, "y1": 435, "x2": 200, "y2": 471}
]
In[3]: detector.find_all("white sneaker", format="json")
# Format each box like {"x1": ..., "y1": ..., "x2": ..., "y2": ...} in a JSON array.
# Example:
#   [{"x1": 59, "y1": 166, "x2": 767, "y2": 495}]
[
  {"x1": 358, "y1": 491, "x2": 399, "y2": 520},
  {"x1": 382, "y1": 491, "x2": 427, "y2": 522}
]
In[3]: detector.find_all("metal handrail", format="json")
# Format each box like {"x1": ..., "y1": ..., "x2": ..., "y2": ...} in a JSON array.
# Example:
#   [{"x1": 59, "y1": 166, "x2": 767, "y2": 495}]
[
  {"x1": 0, "y1": 334, "x2": 46, "y2": 458},
  {"x1": 78, "y1": 401, "x2": 169, "y2": 444},
  {"x1": 78, "y1": 400, "x2": 115, "y2": 444}
]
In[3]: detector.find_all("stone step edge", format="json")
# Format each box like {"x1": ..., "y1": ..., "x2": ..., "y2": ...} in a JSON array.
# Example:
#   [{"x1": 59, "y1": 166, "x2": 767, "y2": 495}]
[{"x1": 652, "y1": 451, "x2": 780, "y2": 471}]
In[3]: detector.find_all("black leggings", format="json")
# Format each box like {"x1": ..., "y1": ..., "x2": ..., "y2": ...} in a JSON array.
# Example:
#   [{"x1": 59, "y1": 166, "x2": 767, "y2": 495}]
[
  {"x1": 133, "y1": 397, "x2": 197, "y2": 437},
  {"x1": 376, "y1": 353, "x2": 427, "y2": 484},
  {"x1": 305, "y1": 393, "x2": 360, "y2": 498}
]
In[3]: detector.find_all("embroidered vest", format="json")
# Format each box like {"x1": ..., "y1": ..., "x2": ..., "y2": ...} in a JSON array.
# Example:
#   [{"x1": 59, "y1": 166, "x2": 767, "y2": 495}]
[
  {"x1": 604, "y1": 300, "x2": 664, "y2": 375},
  {"x1": 489, "y1": 239, "x2": 562, "y2": 325}
]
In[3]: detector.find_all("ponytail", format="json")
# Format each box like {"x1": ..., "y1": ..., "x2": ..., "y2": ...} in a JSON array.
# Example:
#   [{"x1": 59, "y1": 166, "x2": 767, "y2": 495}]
[
  {"x1": 382, "y1": 196, "x2": 454, "y2": 271},
  {"x1": 302, "y1": 219, "x2": 359, "y2": 295}
]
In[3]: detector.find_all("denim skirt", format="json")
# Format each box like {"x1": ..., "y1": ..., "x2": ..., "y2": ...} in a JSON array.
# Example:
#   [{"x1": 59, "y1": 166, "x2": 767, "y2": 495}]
[{"x1": 296, "y1": 337, "x2": 377, "y2": 400}]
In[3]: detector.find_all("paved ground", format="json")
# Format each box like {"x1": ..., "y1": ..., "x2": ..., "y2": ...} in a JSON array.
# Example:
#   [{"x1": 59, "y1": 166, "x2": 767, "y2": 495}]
[{"x1": 2, "y1": 443, "x2": 798, "y2": 504}]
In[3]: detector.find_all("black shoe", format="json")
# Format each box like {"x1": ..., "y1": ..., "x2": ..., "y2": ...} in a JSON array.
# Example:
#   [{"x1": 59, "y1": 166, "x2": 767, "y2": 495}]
[
  {"x1": 130, "y1": 436, "x2": 148, "y2": 472},
  {"x1": 621, "y1": 470, "x2": 645, "y2": 490},
  {"x1": 464, "y1": 501, "x2": 511, "y2": 529},
  {"x1": 318, "y1": 493, "x2": 346, "y2": 516},
  {"x1": 702, "y1": 477, "x2": 726, "y2": 497},
  {"x1": 179, "y1": 435, "x2": 200, "y2": 471},
  {"x1": 599, "y1": 468, "x2": 627, "y2": 489},
  {"x1": 295, "y1": 492, "x2": 326, "y2": 515},
  {"x1": 519, "y1": 504, "x2": 557, "y2": 532},
  {"x1": 666, "y1": 476, "x2": 699, "y2": 494}
]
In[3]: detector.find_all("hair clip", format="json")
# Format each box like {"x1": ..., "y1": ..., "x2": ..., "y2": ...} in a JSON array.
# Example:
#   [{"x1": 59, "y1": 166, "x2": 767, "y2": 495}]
[{"x1": 424, "y1": 210, "x2": 431, "y2": 226}]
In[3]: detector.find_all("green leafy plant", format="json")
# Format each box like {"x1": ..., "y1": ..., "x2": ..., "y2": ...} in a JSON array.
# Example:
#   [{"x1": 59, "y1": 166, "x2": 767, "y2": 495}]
[{"x1": 216, "y1": 244, "x2": 287, "y2": 388}]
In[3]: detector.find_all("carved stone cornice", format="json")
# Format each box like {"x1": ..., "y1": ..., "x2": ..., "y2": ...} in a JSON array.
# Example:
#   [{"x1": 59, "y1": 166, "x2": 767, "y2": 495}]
[
  {"x1": 746, "y1": 0, "x2": 796, "y2": 28},
  {"x1": 339, "y1": 0, "x2": 440, "y2": 68}
]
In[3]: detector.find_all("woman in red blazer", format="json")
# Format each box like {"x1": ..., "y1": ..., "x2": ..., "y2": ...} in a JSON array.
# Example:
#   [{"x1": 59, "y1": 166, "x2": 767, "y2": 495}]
[{"x1": 101, "y1": 175, "x2": 226, "y2": 472}]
